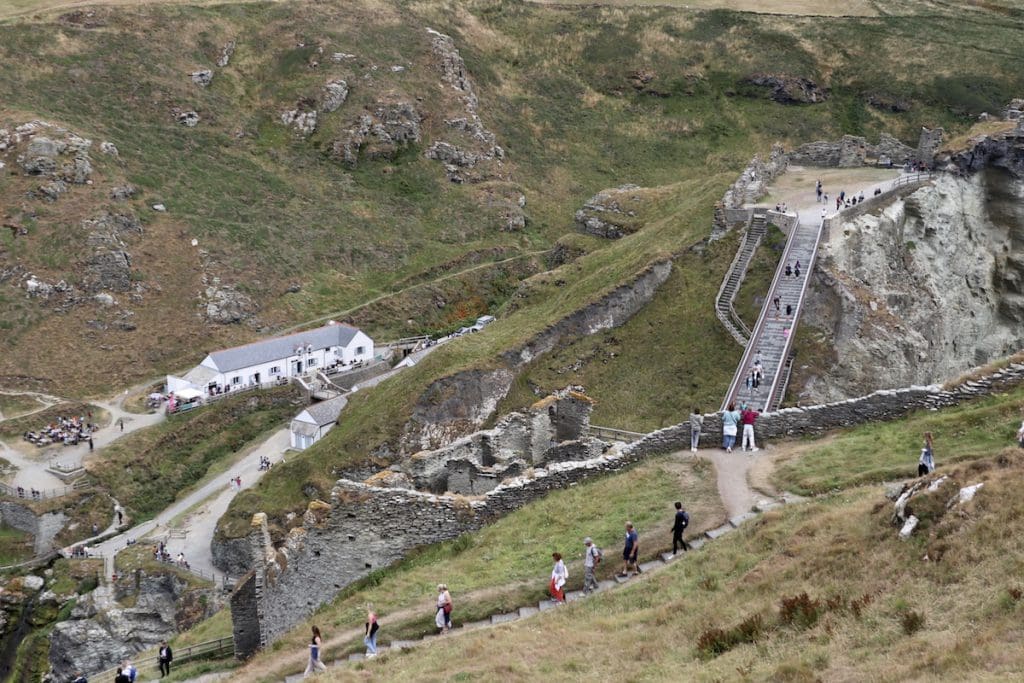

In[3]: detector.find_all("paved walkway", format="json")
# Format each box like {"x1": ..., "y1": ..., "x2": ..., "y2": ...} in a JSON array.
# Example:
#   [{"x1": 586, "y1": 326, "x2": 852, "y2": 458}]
[
  {"x1": 0, "y1": 390, "x2": 165, "y2": 491},
  {"x1": 92, "y1": 427, "x2": 290, "y2": 581}
]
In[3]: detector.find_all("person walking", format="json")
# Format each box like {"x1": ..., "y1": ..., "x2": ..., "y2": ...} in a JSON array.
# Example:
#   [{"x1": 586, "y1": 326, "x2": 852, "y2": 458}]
[
  {"x1": 918, "y1": 432, "x2": 935, "y2": 476},
  {"x1": 740, "y1": 405, "x2": 760, "y2": 453},
  {"x1": 114, "y1": 668, "x2": 130, "y2": 683},
  {"x1": 364, "y1": 607, "x2": 379, "y2": 657},
  {"x1": 1017, "y1": 412, "x2": 1024, "y2": 449},
  {"x1": 88, "y1": 437, "x2": 94, "y2": 452},
  {"x1": 721, "y1": 403, "x2": 740, "y2": 453},
  {"x1": 672, "y1": 502, "x2": 690, "y2": 555},
  {"x1": 550, "y1": 553, "x2": 568, "y2": 603},
  {"x1": 582, "y1": 537, "x2": 601, "y2": 594},
  {"x1": 689, "y1": 408, "x2": 703, "y2": 452},
  {"x1": 435, "y1": 584, "x2": 453, "y2": 634},
  {"x1": 618, "y1": 522, "x2": 640, "y2": 577},
  {"x1": 158, "y1": 641, "x2": 173, "y2": 677},
  {"x1": 303, "y1": 625, "x2": 328, "y2": 677}
]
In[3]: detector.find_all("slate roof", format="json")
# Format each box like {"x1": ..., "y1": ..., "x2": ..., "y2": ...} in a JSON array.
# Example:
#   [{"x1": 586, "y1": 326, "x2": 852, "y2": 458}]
[
  {"x1": 294, "y1": 395, "x2": 348, "y2": 426},
  {"x1": 207, "y1": 324, "x2": 363, "y2": 373}
]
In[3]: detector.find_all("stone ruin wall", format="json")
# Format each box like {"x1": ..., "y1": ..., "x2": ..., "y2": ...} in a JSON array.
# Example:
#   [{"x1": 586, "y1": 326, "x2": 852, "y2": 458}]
[{"x1": 230, "y1": 358, "x2": 1024, "y2": 657}]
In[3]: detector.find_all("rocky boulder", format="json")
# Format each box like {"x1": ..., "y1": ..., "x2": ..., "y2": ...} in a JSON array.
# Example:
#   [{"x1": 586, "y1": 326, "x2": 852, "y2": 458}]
[
  {"x1": 20, "y1": 136, "x2": 62, "y2": 175},
  {"x1": 747, "y1": 73, "x2": 828, "y2": 104},
  {"x1": 321, "y1": 79, "x2": 349, "y2": 113},
  {"x1": 204, "y1": 284, "x2": 258, "y2": 324},
  {"x1": 190, "y1": 69, "x2": 213, "y2": 87},
  {"x1": 177, "y1": 110, "x2": 200, "y2": 127},
  {"x1": 82, "y1": 212, "x2": 144, "y2": 293}
]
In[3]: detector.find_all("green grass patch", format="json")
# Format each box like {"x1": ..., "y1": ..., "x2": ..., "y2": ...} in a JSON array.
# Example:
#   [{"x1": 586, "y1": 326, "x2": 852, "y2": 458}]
[
  {"x1": 772, "y1": 385, "x2": 1024, "y2": 495},
  {"x1": 87, "y1": 386, "x2": 301, "y2": 521},
  {"x1": 236, "y1": 453, "x2": 723, "y2": 680},
  {"x1": 0, "y1": 523, "x2": 34, "y2": 565}
]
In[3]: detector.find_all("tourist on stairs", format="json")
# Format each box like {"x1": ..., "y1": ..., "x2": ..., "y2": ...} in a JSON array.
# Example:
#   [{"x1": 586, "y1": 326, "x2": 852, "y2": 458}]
[
  {"x1": 304, "y1": 625, "x2": 327, "y2": 677},
  {"x1": 549, "y1": 553, "x2": 568, "y2": 603}
]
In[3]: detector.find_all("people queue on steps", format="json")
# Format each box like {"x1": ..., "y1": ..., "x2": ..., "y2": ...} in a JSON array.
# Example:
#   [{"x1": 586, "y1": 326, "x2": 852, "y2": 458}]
[{"x1": 297, "y1": 502, "x2": 694, "y2": 675}]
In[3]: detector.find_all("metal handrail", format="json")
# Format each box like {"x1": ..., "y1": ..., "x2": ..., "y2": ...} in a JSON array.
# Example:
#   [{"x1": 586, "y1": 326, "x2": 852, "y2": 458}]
[
  {"x1": 721, "y1": 212, "x2": 808, "y2": 411},
  {"x1": 91, "y1": 636, "x2": 235, "y2": 679},
  {"x1": 714, "y1": 213, "x2": 762, "y2": 346},
  {"x1": 760, "y1": 218, "x2": 826, "y2": 411},
  {"x1": 587, "y1": 425, "x2": 646, "y2": 442},
  {"x1": 769, "y1": 351, "x2": 797, "y2": 411}
]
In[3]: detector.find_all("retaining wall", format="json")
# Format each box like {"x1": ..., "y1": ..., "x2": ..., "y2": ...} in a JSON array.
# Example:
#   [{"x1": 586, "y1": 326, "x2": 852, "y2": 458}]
[{"x1": 0, "y1": 501, "x2": 67, "y2": 555}]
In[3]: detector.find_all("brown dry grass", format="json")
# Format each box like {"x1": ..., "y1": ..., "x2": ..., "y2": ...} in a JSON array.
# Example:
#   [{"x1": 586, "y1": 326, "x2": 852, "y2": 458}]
[{"x1": 323, "y1": 450, "x2": 1024, "y2": 681}]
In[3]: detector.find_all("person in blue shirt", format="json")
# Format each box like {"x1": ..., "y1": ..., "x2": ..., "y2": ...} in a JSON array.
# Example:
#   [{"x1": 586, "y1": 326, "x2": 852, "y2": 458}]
[{"x1": 617, "y1": 522, "x2": 640, "y2": 577}]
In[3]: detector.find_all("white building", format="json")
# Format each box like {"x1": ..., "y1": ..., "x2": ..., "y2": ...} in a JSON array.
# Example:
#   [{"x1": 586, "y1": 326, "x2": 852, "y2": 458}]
[
  {"x1": 166, "y1": 323, "x2": 374, "y2": 396},
  {"x1": 290, "y1": 395, "x2": 348, "y2": 450}
]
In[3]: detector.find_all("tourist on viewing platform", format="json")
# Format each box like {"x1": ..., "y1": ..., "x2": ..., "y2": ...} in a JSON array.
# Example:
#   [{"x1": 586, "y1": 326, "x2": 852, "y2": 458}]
[
  {"x1": 918, "y1": 433, "x2": 936, "y2": 476},
  {"x1": 721, "y1": 403, "x2": 740, "y2": 453},
  {"x1": 549, "y1": 553, "x2": 568, "y2": 603},
  {"x1": 304, "y1": 625, "x2": 327, "y2": 676},
  {"x1": 689, "y1": 408, "x2": 703, "y2": 452},
  {"x1": 741, "y1": 405, "x2": 760, "y2": 453},
  {"x1": 436, "y1": 584, "x2": 453, "y2": 633},
  {"x1": 364, "y1": 607, "x2": 379, "y2": 657},
  {"x1": 672, "y1": 501, "x2": 690, "y2": 555},
  {"x1": 618, "y1": 522, "x2": 640, "y2": 577},
  {"x1": 582, "y1": 537, "x2": 601, "y2": 593}
]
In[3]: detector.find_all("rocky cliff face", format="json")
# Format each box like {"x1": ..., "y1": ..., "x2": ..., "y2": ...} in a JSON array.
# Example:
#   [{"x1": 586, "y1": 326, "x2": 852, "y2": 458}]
[
  {"x1": 799, "y1": 171, "x2": 1024, "y2": 403},
  {"x1": 48, "y1": 571, "x2": 219, "y2": 681}
]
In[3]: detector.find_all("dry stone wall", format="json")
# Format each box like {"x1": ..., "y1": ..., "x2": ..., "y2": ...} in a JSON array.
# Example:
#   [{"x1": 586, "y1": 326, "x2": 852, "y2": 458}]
[{"x1": 229, "y1": 359, "x2": 1024, "y2": 657}]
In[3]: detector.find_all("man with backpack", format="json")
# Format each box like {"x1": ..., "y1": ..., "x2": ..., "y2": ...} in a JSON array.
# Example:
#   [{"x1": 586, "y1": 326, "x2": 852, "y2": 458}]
[
  {"x1": 582, "y1": 537, "x2": 602, "y2": 594},
  {"x1": 672, "y1": 502, "x2": 690, "y2": 555}
]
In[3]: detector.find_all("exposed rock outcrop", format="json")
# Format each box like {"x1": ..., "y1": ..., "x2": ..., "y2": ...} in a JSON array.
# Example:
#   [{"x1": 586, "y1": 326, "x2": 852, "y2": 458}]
[
  {"x1": 397, "y1": 260, "x2": 672, "y2": 454},
  {"x1": 48, "y1": 572, "x2": 219, "y2": 681},
  {"x1": 321, "y1": 79, "x2": 349, "y2": 113},
  {"x1": 747, "y1": 73, "x2": 828, "y2": 104},
  {"x1": 217, "y1": 41, "x2": 235, "y2": 67},
  {"x1": 800, "y1": 171, "x2": 1024, "y2": 403},
  {"x1": 204, "y1": 284, "x2": 258, "y2": 324},
  {"x1": 190, "y1": 69, "x2": 213, "y2": 87},
  {"x1": 332, "y1": 102, "x2": 422, "y2": 167},
  {"x1": 281, "y1": 98, "x2": 318, "y2": 136},
  {"x1": 83, "y1": 212, "x2": 143, "y2": 293},
  {"x1": 574, "y1": 184, "x2": 645, "y2": 239},
  {"x1": 424, "y1": 28, "x2": 504, "y2": 182},
  {"x1": 788, "y1": 134, "x2": 916, "y2": 168}
]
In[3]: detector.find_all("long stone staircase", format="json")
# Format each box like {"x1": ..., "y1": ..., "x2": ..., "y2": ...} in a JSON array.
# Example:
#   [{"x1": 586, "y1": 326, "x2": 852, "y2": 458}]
[
  {"x1": 715, "y1": 213, "x2": 767, "y2": 346},
  {"x1": 277, "y1": 491, "x2": 803, "y2": 682},
  {"x1": 723, "y1": 214, "x2": 823, "y2": 412}
]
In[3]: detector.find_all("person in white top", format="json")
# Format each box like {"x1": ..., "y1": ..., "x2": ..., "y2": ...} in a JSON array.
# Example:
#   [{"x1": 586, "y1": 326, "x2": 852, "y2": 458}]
[
  {"x1": 435, "y1": 584, "x2": 453, "y2": 634},
  {"x1": 549, "y1": 552, "x2": 568, "y2": 603}
]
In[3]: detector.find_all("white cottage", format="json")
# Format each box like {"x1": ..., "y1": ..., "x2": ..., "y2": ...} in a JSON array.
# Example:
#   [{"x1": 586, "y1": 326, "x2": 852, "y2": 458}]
[
  {"x1": 166, "y1": 323, "x2": 374, "y2": 396},
  {"x1": 290, "y1": 395, "x2": 348, "y2": 450}
]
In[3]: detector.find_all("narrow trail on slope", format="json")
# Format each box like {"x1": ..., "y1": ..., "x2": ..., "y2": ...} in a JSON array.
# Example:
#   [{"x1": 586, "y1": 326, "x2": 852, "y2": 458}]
[{"x1": 275, "y1": 250, "x2": 548, "y2": 336}]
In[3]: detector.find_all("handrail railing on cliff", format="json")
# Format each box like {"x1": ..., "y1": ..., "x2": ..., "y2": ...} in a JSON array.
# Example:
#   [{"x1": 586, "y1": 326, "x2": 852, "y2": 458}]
[
  {"x1": 91, "y1": 636, "x2": 235, "y2": 680},
  {"x1": 714, "y1": 213, "x2": 761, "y2": 346},
  {"x1": 759, "y1": 219, "x2": 826, "y2": 411},
  {"x1": 587, "y1": 425, "x2": 645, "y2": 442},
  {"x1": 720, "y1": 211, "x2": 810, "y2": 411}
]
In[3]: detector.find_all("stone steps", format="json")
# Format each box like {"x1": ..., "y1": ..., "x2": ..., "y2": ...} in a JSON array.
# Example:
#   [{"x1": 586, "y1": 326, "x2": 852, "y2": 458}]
[{"x1": 271, "y1": 493, "x2": 806, "y2": 681}]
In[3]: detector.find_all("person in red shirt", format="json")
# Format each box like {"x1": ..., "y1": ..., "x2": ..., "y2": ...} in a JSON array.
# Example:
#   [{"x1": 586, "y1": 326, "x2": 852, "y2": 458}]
[{"x1": 740, "y1": 404, "x2": 760, "y2": 453}]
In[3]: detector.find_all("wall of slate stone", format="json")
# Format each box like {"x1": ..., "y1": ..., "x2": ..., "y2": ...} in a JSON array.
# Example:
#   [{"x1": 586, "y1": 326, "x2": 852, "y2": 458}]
[{"x1": 231, "y1": 360, "x2": 1024, "y2": 657}]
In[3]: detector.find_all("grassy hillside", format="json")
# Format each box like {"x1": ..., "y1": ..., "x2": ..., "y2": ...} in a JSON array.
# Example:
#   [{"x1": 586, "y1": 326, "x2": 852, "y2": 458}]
[
  {"x1": 222, "y1": 452, "x2": 724, "y2": 682},
  {"x1": 294, "y1": 451, "x2": 1024, "y2": 682},
  {"x1": 205, "y1": 0, "x2": 1024, "y2": 538}
]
